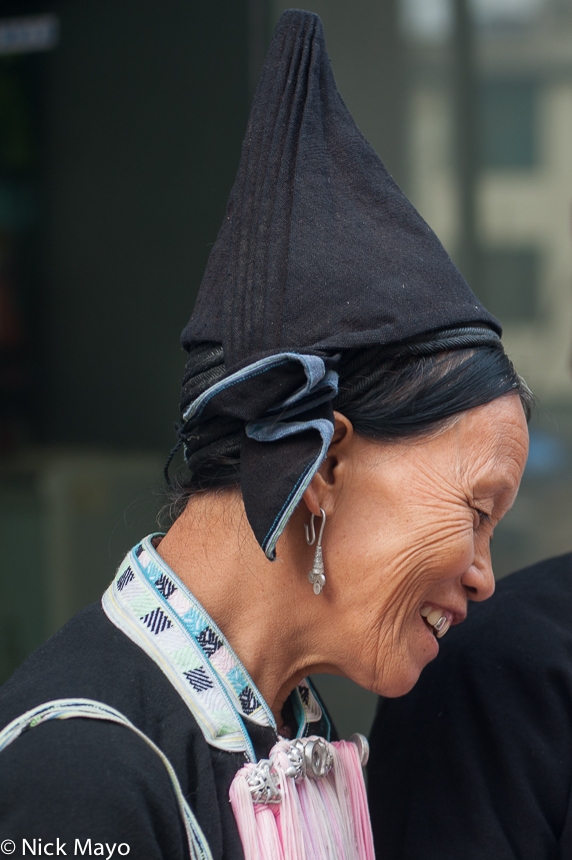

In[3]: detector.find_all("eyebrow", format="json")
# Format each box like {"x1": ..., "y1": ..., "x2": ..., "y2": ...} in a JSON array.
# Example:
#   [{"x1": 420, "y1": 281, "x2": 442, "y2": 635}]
[
  {"x1": 475, "y1": 482, "x2": 516, "y2": 496},
  {"x1": 471, "y1": 478, "x2": 520, "y2": 508}
]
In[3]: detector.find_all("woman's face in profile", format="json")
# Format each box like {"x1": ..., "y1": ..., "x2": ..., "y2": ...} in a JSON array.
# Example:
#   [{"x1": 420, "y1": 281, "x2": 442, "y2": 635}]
[{"x1": 322, "y1": 394, "x2": 529, "y2": 697}]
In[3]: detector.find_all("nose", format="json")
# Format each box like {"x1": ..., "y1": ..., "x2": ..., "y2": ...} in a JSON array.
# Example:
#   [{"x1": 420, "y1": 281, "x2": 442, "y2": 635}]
[{"x1": 461, "y1": 543, "x2": 495, "y2": 603}]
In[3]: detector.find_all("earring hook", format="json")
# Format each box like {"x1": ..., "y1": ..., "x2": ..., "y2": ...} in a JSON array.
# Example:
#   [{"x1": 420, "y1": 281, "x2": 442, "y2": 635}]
[{"x1": 304, "y1": 508, "x2": 326, "y2": 547}]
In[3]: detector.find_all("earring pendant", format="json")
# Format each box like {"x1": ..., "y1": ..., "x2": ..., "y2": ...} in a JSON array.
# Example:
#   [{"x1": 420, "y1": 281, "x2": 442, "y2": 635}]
[
  {"x1": 304, "y1": 508, "x2": 326, "y2": 595},
  {"x1": 308, "y1": 545, "x2": 326, "y2": 594}
]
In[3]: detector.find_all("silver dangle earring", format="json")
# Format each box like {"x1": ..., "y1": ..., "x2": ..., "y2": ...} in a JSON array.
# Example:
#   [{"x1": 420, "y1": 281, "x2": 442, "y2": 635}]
[{"x1": 304, "y1": 508, "x2": 326, "y2": 595}]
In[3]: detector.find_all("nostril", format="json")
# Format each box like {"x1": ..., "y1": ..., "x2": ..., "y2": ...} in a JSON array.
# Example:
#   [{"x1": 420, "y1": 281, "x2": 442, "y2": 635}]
[{"x1": 461, "y1": 556, "x2": 495, "y2": 602}]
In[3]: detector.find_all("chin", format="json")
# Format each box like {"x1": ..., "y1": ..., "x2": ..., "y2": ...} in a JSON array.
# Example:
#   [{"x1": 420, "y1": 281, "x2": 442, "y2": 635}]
[
  {"x1": 381, "y1": 672, "x2": 422, "y2": 699},
  {"x1": 378, "y1": 644, "x2": 439, "y2": 698}
]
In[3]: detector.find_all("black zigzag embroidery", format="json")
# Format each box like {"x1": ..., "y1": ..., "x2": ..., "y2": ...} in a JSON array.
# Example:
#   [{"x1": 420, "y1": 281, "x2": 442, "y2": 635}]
[
  {"x1": 239, "y1": 686, "x2": 260, "y2": 715},
  {"x1": 184, "y1": 667, "x2": 214, "y2": 693},
  {"x1": 135, "y1": 544, "x2": 144, "y2": 557},
  {"x1": 196, "y1": 627, "x2": 223, "y2": 657},
  {"x1": 299, "y1": 685, "x2": 310, "y2": 705},
  {"x1": 155, "y1": 574, "x2": 176, "y2": 599},
  {"x1": 141, "y1": 607, "x2": 172, "y2": 634},
  {"x1": 117, "y1": 567, "x2": 135, "y2": 591}
]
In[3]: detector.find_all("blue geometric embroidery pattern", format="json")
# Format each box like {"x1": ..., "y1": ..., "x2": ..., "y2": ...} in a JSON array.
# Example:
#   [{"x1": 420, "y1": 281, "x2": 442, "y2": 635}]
[
  {"x1": 155, "y1": 574, "x2": 176, "y2": 599},
  {"x1": 196, "y1": 627, "x2": 222, "y2": 657},
  {"x1": 131, "y1": 542, "x2": 269, "y2": 725},
  {"x1": 103, "y1": 535, "x2": 328, "y2": 757},
  {"x1": 117, "y1": 567, "x2": 135, "y2": 591},
  {"x1": 238, "y1": 686, "x2": 260, "y2": 715},
  {"x1": 141, "y1": 607, "x2": 172, "y2": 634},
  {"x1": 184, "y1": 667, "x2": 214, "y2": 692}
]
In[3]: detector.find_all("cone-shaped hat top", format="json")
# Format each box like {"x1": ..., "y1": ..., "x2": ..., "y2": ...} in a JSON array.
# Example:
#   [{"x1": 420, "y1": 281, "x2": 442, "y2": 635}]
[
  {"x1": 177, "y1": 10, "x2": 501, "y2": 560},
  {"x1": 182, "y1": 9, "x2": 499, "y2": 367}
]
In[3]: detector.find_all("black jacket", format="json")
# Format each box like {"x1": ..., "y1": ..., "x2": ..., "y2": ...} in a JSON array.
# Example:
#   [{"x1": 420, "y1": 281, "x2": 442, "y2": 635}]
[
  {"x1": 368, "y1": 552, "x2": 572, "y2": 860},
  {"x1": 0, "y1": 603, "x2": 280, "y2": 860}
]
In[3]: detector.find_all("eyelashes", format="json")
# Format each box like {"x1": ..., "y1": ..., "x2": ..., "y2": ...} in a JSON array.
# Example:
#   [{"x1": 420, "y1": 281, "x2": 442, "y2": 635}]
[{"x1": 472, "y1": 507, "x2": 493, "y2": 530}]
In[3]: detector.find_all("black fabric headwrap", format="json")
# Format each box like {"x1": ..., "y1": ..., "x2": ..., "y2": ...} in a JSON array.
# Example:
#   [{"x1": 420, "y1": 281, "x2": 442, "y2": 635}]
[{"x1": 177, "y1": 9, "x2": 501, "y2": 559}]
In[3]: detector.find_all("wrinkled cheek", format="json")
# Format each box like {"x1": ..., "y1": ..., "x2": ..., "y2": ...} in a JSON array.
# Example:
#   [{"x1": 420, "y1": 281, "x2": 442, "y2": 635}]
[{"x1": 428, "y1": 528, "x2": 475, "y2": 583}]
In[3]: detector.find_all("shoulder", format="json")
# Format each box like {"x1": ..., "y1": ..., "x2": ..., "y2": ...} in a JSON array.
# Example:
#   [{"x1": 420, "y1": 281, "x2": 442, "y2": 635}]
[
  {"x1": 0, "y1": 602, "x2": 190, "y2": 735},
  {"x1": 1, "y1": 602, "x2": 140, "y2": 716},
  {"x1": 0, "y1": 714, "x2": 189, "y2": 856},
  {"x1": 0, "y1": 601, "x2": 246, "y2": 860},
  {"x1": 0, "y1": 604, "x2": 192, "y2": 853},
  {"x1": 0, "y1": 601, "x2": 215, "y2": 783}
]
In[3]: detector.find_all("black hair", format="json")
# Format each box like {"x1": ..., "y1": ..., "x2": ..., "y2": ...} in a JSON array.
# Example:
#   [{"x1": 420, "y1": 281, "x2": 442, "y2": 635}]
[{"x1": 165, "y1": 330, "x2": 532, "y2": 519}]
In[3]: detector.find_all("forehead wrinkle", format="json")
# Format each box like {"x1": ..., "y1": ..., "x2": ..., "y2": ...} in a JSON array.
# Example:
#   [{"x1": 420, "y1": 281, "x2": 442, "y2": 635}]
[
  {"x1": 456, "y1": 407, "x2": 527, "y2": 501},
  {"x1": 467, "y1": 428, "x2": 526, "y2": 496}
]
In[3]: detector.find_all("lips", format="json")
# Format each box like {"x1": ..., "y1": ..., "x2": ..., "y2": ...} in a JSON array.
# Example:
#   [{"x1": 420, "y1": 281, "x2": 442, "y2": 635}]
[{"x1": 420, "y1": 605, "x2": 452, "y2": 639}]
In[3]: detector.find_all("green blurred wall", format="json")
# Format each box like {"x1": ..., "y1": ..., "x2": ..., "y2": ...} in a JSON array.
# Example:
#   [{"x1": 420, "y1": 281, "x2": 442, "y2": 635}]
[
  {"x1": 33, "y1": 0, "x2": 250, "y2": 450},
  {"x1": 273, "y1": 0, "x2": 406, "y2": 188},
  {"x1": 0, "y1": 0, "x2": 255, "y2": 680}
]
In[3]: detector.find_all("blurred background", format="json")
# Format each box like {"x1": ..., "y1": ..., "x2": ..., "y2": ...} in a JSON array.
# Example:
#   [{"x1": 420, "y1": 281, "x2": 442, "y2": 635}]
[{"x1": 1, "y1": 0, "x2": 571, "y2": 738}]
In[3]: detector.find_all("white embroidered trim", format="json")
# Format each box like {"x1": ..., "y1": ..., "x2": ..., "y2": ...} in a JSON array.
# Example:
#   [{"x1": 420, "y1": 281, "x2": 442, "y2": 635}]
[{"x1": 102, "y1": 536, "x2": 324, "y2": 759}]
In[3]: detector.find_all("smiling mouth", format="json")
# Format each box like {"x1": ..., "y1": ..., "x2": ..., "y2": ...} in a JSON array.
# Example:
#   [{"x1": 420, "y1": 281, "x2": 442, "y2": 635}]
[{"x1": 420, "y1": 606, "x2": 451, "y2": 639}]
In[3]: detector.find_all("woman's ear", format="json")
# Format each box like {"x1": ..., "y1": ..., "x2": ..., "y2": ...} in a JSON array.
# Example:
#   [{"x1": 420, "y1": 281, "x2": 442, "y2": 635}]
[{"x1": 303, "y1": 412, "x2": 354, "y2": 515}]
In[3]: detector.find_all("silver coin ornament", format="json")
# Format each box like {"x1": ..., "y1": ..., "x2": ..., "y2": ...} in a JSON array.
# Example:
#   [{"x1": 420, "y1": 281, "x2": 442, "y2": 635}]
[
  {"x1": 246, "y1": 734, "x2": 368, "y2": 803},
  {"x1": 284, "y1": 743, "x2": 305, "y2": 781},
  {"x1": 303, "y1": 736, "x2": 334, "y2": 778},
  {"x1": 348, "y1": 732, "x2": 370, "y2": 766},
  {"x1": 246, "y1": 758, "x2": 282, "y2": 803},
  {"x1": 285, "y1": 736, "x2": 334, "y2": 781}
]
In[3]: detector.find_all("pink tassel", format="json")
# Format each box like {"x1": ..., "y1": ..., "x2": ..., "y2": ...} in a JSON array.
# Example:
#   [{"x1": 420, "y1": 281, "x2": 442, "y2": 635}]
[
  {"x1": 229, "y1": 736, "x2": 375, "y2": 860},
  {"x1": 229, "y1": 764, "x2": 262, "y2": 860},
  {"x1": 335, "y1": 741, "x2": 375, "y2": 860},
  {"x1": 315, "y1": 749, "x2": 355, "y2": 857},
  {"x1": 253, "y1": 804, "x2": 284, "y2": 860},
  {"x1": 273, "y1": 745, "x2": 308, "y2": 860},
  {"x1": 297, "y1": 775, "x2": 336, "y2": 857}
]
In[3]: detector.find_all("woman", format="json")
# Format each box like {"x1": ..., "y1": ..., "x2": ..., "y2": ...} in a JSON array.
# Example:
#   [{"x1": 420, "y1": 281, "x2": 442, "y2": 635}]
[{"x1": 0, "y1": 10, "x2": 529, "y2": 860}]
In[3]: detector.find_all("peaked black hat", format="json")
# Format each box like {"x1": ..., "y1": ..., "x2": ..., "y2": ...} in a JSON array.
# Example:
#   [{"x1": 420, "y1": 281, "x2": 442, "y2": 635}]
[{"x1": 178, "y1": 9, "x2": 500, "y2": 559}]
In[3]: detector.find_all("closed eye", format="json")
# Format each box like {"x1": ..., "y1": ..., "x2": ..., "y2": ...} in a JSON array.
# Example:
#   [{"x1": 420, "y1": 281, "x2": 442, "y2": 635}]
[{"x1": 472, "y1": 507, "x2": 493, "y2": 529}]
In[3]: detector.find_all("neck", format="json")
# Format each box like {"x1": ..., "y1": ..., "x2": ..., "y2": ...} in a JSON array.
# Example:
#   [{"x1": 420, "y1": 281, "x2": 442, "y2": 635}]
[{"x1": 157, "y1": 490, "x2": 333, "y2": 728}]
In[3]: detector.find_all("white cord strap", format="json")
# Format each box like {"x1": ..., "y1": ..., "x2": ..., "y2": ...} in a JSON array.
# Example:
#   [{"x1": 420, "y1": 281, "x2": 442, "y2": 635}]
[{"x1": 0, "y1": 697, "x2": 213, "y2": 860}]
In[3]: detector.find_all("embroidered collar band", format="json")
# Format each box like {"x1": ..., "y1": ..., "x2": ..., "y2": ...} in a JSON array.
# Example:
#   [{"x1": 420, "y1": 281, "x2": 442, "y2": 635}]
[{"x1": 102, "y1": 535, "x2": 329, "y2": 761}]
